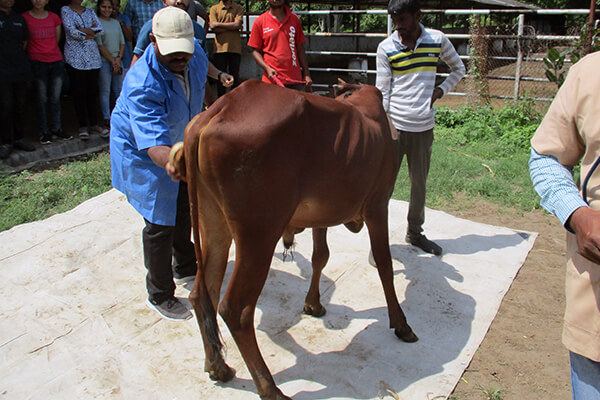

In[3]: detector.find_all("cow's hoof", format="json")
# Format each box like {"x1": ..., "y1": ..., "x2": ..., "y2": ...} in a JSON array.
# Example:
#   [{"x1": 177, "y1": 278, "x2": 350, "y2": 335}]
[
  {"x1": 259, "y1": 389, "x2": 293, "y2": 400},
  {"x1": 207, "y1": 364, "x2": 236, "y2": 382},
  {"x1": 303, "y1": 303, "x2": 326, "y2": 317},
  {"x1": 394, "y1": 327, "x2": 419, "y2": 343}
]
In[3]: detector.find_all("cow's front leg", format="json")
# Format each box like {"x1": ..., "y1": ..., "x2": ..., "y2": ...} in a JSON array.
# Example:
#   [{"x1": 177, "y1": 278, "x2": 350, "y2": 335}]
[
  {"x1": 304, "y1": 227, "x2": 329, "y2": 317},
  {"x1": 366, "y1": 213, "x2": 418, "y2": 343}
]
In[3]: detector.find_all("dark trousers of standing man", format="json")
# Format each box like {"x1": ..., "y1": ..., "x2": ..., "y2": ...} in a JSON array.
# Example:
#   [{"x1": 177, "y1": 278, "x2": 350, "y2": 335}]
[
  {"x1": 0, "y1": 79, "x2": 28, "y2": 146},
  {"x1": 397, "y1": 128, "x2": 434, "y2": 238},
  {"x1": 212, "y1": 52, "x2": 240, "y2": 97},
  {"x1": 142, "y1": 183, "x2": 197, "y2": 304}
]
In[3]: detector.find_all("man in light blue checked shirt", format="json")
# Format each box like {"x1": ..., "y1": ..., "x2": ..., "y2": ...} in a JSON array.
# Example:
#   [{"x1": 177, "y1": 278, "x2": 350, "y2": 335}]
[{"x1": 529, "y1": 51, "x2": 600, "y2": 400}]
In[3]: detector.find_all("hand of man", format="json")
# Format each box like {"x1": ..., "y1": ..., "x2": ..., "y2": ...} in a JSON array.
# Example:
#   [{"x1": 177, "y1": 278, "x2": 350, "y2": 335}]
[
  {"x1": 165, "y1": 159, "x2": 185, "y2": 181},
  {"x1": 569, "y1": 206, "x2": 600, "y2": 264},
  {"x1": 219, "y1": 72, "x2": 234, "y2": 88},
  {"x1": 304, "y1": 75, "x2": 313, "y2": 91},
  {"x1": 430, "y1": 87, "x2": 443, "y2": 107},
  {"x1": 266, "y1": 66, "x2": 277, "y2": 80}
]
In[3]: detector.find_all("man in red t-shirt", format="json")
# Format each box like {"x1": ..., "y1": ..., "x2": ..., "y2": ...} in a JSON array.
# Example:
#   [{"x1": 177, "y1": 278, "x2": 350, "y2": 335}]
[{"x1": 247, "y1": 0, "x2": 311, "y2": 91}]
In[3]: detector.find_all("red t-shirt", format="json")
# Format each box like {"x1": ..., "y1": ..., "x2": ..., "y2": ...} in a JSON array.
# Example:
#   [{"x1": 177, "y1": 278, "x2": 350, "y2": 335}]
[
  {"x1": 22, "y1": 11, "x2": 63, "y2": 63},
  {"x1": 247, "y1": 6, "x2": 306, "y2": 85}
]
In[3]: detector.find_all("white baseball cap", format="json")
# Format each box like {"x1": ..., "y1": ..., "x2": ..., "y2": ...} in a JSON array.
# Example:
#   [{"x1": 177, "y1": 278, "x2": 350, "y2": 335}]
[{"x1": 152, "y1": 7, "x2": 195, "y2": 56}]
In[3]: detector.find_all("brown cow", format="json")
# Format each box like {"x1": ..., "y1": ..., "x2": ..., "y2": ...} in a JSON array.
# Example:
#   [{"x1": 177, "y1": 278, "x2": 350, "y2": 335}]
[{"x1": 170, "y1": 79, "x2": 417, "y2": 400}]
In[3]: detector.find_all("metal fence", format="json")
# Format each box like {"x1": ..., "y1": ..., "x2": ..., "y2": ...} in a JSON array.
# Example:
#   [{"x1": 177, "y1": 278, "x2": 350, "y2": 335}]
[{"x1": 285, "y1": 8, "x2": 592, "y2": 103}]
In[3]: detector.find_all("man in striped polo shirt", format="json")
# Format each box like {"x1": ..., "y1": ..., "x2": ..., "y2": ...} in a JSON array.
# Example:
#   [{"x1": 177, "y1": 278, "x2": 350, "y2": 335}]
[{"x1": 376, "y1": 0, "x2": 465, "y2": 256}]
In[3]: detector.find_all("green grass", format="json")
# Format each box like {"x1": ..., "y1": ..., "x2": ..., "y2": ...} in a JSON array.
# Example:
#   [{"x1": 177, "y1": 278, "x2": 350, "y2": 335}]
[
  {"x1": 0, "y1": 152, "x2": 112, "y2": 232},
  {"x1": 393, "y1": 126, "x2": 540, "y2": 213}
]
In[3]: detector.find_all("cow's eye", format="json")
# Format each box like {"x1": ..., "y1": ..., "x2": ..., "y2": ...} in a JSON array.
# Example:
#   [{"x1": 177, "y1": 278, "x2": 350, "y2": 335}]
[{"x1": 344, "y1": 92, "x2": 353, "y2": 99}]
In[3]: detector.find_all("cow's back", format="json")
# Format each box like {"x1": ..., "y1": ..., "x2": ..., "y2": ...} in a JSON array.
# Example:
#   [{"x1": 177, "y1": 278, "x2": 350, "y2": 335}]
[{"x1": 185, "y1": 80, "x2": 398, "y2": 229}]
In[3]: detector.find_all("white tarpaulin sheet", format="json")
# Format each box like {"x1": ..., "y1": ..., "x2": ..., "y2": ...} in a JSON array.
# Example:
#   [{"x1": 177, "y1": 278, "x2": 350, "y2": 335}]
[{"x1": 0, "y1": 189, "x2": 536, "y2": 400}]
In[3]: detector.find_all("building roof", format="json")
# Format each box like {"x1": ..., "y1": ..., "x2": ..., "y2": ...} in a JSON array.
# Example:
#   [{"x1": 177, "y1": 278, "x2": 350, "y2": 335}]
[{"x1": 288, "y1": 0, "x2": 538, "y2": 9}]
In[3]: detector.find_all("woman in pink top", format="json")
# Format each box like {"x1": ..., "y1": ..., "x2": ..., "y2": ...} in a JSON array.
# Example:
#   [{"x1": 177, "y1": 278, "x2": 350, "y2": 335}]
[{"x1": 23, "y1": 0, "x2": 72, "y2": 144}]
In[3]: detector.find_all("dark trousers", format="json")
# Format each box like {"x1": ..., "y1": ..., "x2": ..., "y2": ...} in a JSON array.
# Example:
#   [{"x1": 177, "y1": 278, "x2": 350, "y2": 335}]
[
  {"x1": 212, "y1": 52, "x2": 240, "y2": 97},
  {"x1": 66, "y1": 64, "x2": 99, "y2": 129},
  {"x1": 397, "y1": 128, "x2": 434, "y2": 237},
  {"x1": 0, "y1": 79, "x2": 28, "y2": 145},
  {"x1": 142, "y1": 183, "x2": 197, "y2": 303}
]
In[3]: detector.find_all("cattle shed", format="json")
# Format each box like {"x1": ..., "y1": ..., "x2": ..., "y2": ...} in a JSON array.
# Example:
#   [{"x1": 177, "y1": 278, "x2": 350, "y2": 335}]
[{"x1": 233, "y1": 0, "x2": 540, "y2": 92}]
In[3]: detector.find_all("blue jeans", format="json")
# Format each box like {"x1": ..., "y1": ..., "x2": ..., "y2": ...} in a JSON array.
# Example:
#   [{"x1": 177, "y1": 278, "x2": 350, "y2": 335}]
[
  {"x1": 98, "y1": 60, "x2": 124, "y2": 121},
  {"x1": 31, "y1": 60, "x2": 64, "y2": 134},
  {"x1": 570, "y1": 351, "x2": 600, "y2": 399}
]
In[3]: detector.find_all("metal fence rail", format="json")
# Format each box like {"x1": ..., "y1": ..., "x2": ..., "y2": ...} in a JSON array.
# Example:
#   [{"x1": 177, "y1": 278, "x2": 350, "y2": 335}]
[{"x1": 289, "y1": 8, "x2": 591, "y2": 102}]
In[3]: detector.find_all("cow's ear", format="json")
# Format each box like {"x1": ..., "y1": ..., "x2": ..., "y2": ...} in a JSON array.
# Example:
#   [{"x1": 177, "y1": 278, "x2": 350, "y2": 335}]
[{"x1": 334, "y1": 78, "x2": 347, "y2": 97}]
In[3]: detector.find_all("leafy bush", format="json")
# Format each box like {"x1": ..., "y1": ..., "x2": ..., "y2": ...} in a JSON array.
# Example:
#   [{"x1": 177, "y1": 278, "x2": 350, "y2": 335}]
[{"x1": 435, "y1": 99, "x2": 542, "y2": 152}]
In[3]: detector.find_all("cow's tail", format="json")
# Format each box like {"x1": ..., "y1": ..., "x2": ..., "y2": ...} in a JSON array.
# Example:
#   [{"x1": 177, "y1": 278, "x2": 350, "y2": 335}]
[{"x1": 185, "y1": 122, "x2": 225, "y2": 358}]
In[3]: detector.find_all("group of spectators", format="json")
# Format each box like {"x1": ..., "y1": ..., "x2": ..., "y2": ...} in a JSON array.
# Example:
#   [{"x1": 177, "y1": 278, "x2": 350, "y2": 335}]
[
  {"x1": 0, "y1": 0, "x2": 247, "y2": 160},
  {"x1": 1, "y1": 0, "x2": 128, "y2": 159}
]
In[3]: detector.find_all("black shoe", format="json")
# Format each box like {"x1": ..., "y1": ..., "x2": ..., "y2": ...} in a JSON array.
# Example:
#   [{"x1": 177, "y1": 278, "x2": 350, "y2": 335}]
[
  {"x1": 146, "y1": 297, "x2": 192, "y2": 321},
  {"x1": 0, "y1": 144, "x2": 12, "y2": 159},
  {"x1": 406, "y1": 234, "x2": 443, "y2": 256},
  {"x1": 14, "y1": 139, "x2": 35, "y2": 152},
  {"x1": 53, "y1": 129, "x2": 73, "y2": 141},
  {"x1": 40, "y1": 132, "x2": 53, "y2": 145}
]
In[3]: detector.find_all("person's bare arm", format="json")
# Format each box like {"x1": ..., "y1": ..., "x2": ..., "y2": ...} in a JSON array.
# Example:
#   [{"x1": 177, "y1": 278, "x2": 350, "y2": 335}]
[
  {"x1": 55, "y1": 25, "x2": 62, "y2": 44},
  {"x1": 209, "y1": 18, "x2": 242, "y2": 33},
  {"x1": 251, "y1": 48, "x2": 276, "y2": 79},
  {"x1": 207, "y1": 61, "x2": 234, "y2": 87},
  {"x1": 130, "y1": 53, "x2": 140, "y2": 68},
  {"x1": 147, "y1": 145, "x2": 184, "y2": 181},
  {"x1": 297, "y1": 42, "x2": 312, "y2": 88}
]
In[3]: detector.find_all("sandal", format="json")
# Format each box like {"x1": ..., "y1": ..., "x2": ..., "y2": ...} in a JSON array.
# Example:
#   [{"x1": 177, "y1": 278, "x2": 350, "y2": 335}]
[
  {"x1": 78, "y1": 127, "x2": 89, "y2": 140},
  {"x1": 92, "y1": 125, "x2": 110, "y2": 139}
]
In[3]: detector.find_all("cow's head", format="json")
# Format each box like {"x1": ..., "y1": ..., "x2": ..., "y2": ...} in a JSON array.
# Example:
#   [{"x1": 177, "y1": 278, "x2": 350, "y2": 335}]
[
  {"x1": 333, "y1": 78, "x2": 363, "y2": 100},
  {"x1": 333, "y1": 78, "x2": 399, "y2": 140}
]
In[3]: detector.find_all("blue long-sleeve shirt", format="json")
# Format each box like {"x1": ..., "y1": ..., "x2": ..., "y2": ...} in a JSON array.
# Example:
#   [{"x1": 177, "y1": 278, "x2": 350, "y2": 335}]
[{"x1": 529, "y1": 148, "x2": 588, "y2": 229}]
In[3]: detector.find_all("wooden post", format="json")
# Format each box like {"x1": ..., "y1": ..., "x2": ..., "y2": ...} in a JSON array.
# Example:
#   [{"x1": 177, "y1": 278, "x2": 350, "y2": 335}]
[
  {"x1": 513, "y1": 14, "x2": 524, "y2": 101},
  {"x1": 585, "y1": 0, "x2": 596, "y2": 54},
  {"x1": 245, "y1": 0, "x2": 249, "y2": 39}
]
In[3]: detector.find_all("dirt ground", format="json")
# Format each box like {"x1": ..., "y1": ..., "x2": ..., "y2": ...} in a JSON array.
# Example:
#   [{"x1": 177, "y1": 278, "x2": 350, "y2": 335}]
[{"x1": 443, "y1": 199, "x2": 571, "y2": 400}]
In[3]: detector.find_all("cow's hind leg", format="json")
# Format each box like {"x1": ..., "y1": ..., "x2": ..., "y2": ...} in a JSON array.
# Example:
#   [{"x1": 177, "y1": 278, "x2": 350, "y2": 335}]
[
  {"x1": 304, "y1": 227, "x2": 329, "y2": 317},
  {"x1": 219, "y1": 233, "x2": 292, "y2": 400},
  {"x1": 365, "y1": 210, "x2": 418, "y2": 343},
  {"x1": 188, "y1": 201, "x2": 235, "y2": 382}
]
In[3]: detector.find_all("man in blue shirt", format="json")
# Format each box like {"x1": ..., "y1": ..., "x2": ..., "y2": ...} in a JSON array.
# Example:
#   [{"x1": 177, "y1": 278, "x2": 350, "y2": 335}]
[{"x1": 110, "y1": 7, "x2": 233, "y2": 320}]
